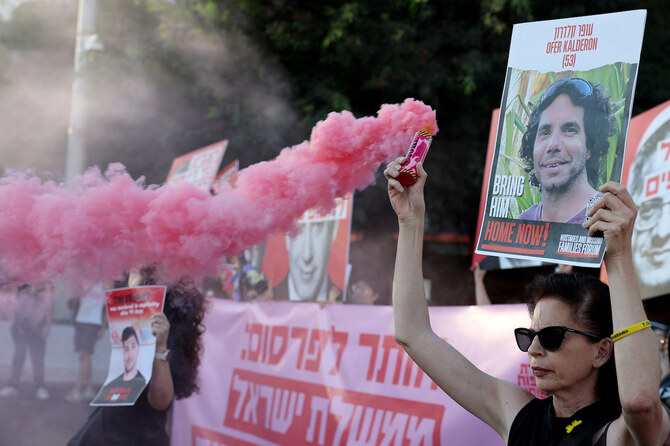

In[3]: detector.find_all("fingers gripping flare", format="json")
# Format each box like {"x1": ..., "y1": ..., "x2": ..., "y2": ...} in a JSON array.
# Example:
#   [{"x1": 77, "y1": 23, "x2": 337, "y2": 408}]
[
  {"x1": 385, "y1": 156, "x2": 407, "y2": 194},
  {"x1": 385, "y1": 156, "x2": 428, "y2": 223}
]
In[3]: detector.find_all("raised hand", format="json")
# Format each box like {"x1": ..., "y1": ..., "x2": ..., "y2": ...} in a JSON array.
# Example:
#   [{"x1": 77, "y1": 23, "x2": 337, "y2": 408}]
[{"x1": 384, "y1": 157, "x2": 427, "y2": 224}]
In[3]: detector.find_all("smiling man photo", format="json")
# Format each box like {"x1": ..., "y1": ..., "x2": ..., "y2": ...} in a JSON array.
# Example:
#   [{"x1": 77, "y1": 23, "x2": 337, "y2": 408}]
[{"x1": 517, "y1": 77, "x2": 617, "y2": 223}]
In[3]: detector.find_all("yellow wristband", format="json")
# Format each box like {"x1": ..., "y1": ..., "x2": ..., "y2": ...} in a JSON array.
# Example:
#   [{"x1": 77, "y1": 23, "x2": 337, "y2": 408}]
[{"x1": 610, "y1": 320, "x2": 651, "y2": 342}]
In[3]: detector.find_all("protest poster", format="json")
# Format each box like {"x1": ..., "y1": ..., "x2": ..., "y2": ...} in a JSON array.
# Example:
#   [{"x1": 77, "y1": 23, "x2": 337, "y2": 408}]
[
  {"x1": 475, "y1": 10, "x2": 646, "y2": 267},
  {"x1": 166, "y1": 139, "x2": 228, "y2": 191},
  {"x1": 257, "y1": 194, "x2": 353, "y2": 303},
  {"x1": 171, "y1": 300, "x2": 535, "y2": 446},
  {"x1": 91, "y1": 286, "x2": 166, "y2": 406},
  {"x1": 600, "y1": 100, "x2": 670, "y2": 299},
  {"x1": 212, "y1": 159, "x2": 240, "y2": 194}
]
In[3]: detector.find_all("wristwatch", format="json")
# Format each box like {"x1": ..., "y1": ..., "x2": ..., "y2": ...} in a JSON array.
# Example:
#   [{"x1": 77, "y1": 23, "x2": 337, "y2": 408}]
[{"x1": 155, "y1": 349, "x2": 171, "y2": 361}]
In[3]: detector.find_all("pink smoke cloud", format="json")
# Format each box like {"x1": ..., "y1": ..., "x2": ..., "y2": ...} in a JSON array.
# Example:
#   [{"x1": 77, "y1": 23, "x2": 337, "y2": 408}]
[{"x1": 0, "y1": 99, "x2": 437, "y2": 288}]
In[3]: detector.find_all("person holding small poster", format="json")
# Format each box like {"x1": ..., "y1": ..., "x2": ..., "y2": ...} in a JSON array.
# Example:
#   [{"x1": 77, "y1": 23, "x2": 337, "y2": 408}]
[
  {"x1": 0, "y1": 282, "x2": 54, "y2": 400},
  {"x1": 65, "y1": 282, "x2": 107, "y2": 403},
  {"x1": 385, "y1": 157, "x2": 669, "y2": 444},
  {"x1": 68, "y1": 269, "x2": 207, "y2": 446}
]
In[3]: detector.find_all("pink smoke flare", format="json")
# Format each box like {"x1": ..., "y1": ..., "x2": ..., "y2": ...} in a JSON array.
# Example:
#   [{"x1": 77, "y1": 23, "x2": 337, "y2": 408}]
[{"x1": 0, "y1": 99, "x2": 437, "y2": 288}]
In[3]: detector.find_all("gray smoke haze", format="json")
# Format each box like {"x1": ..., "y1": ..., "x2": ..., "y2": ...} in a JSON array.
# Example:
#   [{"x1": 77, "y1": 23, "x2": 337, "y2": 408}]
[
  {"x1": 0, "y1": 0, "x2": 75, "y2": 177},
  {"x1": 84, "y1": 0, "x2": 303, "y2": 183},
  {"x1": 0, "y1": 0, "x2": 302, "y2": 181},
  {"x1": 0, "y1": 2, "x2": 305, "y2": 443}
]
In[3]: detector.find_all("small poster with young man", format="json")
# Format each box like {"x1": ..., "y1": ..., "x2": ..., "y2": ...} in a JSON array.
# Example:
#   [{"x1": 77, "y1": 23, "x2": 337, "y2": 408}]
[
  {"x1": 90, "y1": 286, "x2": 166, "y2": 406},
  {"x1": 475, "y1": 10, "x2": 646, "y2": 267}
]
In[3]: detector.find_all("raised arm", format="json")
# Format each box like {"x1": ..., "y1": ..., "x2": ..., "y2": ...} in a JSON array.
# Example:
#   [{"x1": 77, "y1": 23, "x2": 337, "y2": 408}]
[
  {"x1": 473, "y1": 263, "x2": 492, "y2": 306},
  {"x1": 584, "y1": 182, "x2": 670, "y2": 445},
  {"x1": 385, "y1": 158, "x2": 532, "y2": 438},
  {"x1": 147, "y1": 312, "x2": 174, "y2": 411}
]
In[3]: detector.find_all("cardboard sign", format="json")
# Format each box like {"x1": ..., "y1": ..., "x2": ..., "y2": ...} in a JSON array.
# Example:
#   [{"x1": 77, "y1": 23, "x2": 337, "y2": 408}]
[
  {"x1": 166, "y1": 140, "x2": 228, "y2": 191},
  {"x1": 91, "y1": 286, "x2": 166, "y2": 406},
  {"x1": 475, "y1": 11, "x2": 646, "y2": 267}
]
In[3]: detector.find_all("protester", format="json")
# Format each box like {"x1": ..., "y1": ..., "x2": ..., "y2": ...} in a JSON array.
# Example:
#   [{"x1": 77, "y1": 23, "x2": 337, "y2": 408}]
[
  {"x1": 236, "y1": 259, "x2": 270, "y2": 302},
  {"x1": 661, "y1": 335, "x2": 670, "y2": 411},
  {"x1": 68, "y1": 267, "x2": 207, "y2": 446},
  {"x1": 385, "y1": 158, "x2": 669, "y2": 444},
  {"x1": 348, "y1": 279, "x2": 380, "y2": 305},
  {"x1": 241, "y1": 273, "x2": 273, "y2": 302},
  {"x1": 653, "y1": 322, "x2": 670, "y2": 378},
  {"x1": 345, "y1": 259, "x2": 391, "y2": 305},
  {"x1": 472, "y1": 263, "x2": 491, "y2": 305},
  {"x1": 0, "y1": 282, "x2": 54, "y2": 400},
  {"x1": 653, "y1": 323, "x2": 670, "y2": 410},
  {"x1": 65, "y1": 282, "x2": 107, "y2": 402}
]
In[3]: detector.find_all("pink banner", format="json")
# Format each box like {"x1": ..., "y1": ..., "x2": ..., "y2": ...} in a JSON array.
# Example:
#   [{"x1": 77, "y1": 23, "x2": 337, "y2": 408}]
[{"x1": 171, "y1": 300, "x2": 539, "y2": 445}]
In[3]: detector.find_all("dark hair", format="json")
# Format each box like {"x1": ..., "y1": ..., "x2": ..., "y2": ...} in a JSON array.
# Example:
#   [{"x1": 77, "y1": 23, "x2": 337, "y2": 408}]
[
  {"x1": 136, "y1": 266, "x2": 208, "y2": 399},
  {"x1": 121, "y1": 326, "x2": 139, "y2": 344},
  {"x1": 239, "y1": 263, "x2": 269, "y2": 301},
  {"x1": 520, "y1": 78, "x2": 617, "y2": 188},
  {"x1": 524, "y1": 272, "x2": 619, "y2": 405}
]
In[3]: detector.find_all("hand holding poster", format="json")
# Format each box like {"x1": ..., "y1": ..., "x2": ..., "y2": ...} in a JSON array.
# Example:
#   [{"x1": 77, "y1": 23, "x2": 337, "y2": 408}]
[
  {"x1": 475, "y1": 10, "x2": 646, "y2": 267},
  {"x1": 91, "y1": 285, "x2": 166, "y2": 406}
]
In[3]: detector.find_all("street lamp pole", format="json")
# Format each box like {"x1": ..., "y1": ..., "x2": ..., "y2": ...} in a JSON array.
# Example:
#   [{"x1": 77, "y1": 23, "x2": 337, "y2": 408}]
[{"x1": 65, "y1": 0, "x2": 100, "y2": 182}]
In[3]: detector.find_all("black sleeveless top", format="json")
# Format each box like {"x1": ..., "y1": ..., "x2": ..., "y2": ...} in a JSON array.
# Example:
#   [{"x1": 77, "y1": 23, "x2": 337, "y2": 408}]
[{"x1": 508, "y1": 397, "x2": 621, "y2": 446}]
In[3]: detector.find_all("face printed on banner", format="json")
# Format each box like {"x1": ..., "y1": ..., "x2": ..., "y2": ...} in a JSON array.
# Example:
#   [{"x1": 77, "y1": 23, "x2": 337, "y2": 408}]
[
  {"x1": 533, "y1": 94, "x2": 590, "y2": 194},
  {"x1": 630, "y1": 130, "x2": 670, "y2": 294},
  {"x1": 286, "y1": 219, "x2": 338, "y2": 302},
  {"x1": 123, "y1": 331, "x2": 140, "y2": 377}
]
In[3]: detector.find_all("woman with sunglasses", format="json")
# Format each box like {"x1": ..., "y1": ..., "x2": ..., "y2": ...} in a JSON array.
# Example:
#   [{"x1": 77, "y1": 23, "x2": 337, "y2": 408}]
[{"x1": 384, "y1": 159, "x2": 669, "y2": 445}]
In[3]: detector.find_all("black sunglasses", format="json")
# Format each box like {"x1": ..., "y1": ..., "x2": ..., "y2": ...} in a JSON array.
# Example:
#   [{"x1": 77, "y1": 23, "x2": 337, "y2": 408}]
[
  {"x1": 540, "y1": 78, "x2": 593, "y2": 103},
  {"x1": 514, "y1": 326, "x2": 603, "y2": 352}
]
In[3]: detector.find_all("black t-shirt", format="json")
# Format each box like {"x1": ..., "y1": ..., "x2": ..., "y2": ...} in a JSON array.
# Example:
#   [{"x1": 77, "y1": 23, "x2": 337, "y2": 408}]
[
  {"x1": 98, "y1": 371, "x2": 147, "y2": 405},
  {"x1": 508, "y1": 397, "x2": 621, "y2": 446},
  {"x1": 69, "y1": 387, "x2": 170, "y2": 446}
]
